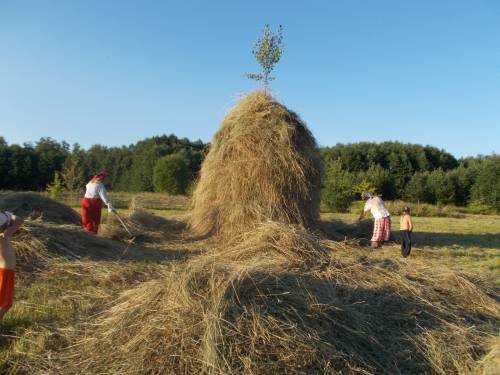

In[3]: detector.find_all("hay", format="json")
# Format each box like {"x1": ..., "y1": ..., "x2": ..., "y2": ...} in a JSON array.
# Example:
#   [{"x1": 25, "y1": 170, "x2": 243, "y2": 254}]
[
  {"x1": 477, "y1": 337, "x2": 500, "y2": 375},
  {"x1": 52, "y1": 238, "x2": 499, "y2": 375},
  {"x1": 0, "y1": 191, "x2": 80, "y2": 225},
  {"x1": 99, "y1": 209, "x2": 186, "y2": 242},
  {"x1": 11, "y1": 219, "x2": 175, "y2": 268},
  {"x1": 214, "y1": 220, "x2": 329, "y2": 266},
  {"x1": 320, "y1": 219, "x2": 375, "y2": 244},
  {"x1": 189, "y1": 91, "x2": 323, "y2": 238}
]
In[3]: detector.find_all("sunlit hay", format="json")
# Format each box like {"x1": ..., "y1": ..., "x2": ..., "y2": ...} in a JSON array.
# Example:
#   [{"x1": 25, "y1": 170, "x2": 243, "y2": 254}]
[
  {"x1": 10, "y1": 220, "x2": 152, "y2": 268},
  {"x1": 99, "y1": 213, "x2": 128, "y2": 241},
  {"x1": 54, "y1": 242, "x2": 499, "y2": 375},
  {"x1": 100, "y1": 209, "x2": 186, "y2": 242},
  {"x1": 189, "y1": 91, "x2": 323, "y2": 239},
  {"x1": 129, "y1": 209, "x2": 185, "y2": 234},
  {"x1": 214, "y1": 220, "x2": 329, "y2": 266},
  {"x1": 476, "y1": 337, "x2": 500, "y2": 375},
  {"x1": 0, "y1": 191, "x2": 80, "y2": 225}
]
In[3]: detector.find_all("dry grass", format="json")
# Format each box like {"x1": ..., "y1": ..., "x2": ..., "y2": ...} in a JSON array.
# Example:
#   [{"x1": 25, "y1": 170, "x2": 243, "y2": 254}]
[
  {"x1": 0, "y1": 191, "x2": 80, "y2": 225},
  {"x1": 47, "y1": 229, "x2": 499, "y2": 375},
  {"x1": 99, "y1": 208, "x2": 186, "y2": 242},
  {"x1": 189, "y1": 91, "x2": 323, "y2": 239}
]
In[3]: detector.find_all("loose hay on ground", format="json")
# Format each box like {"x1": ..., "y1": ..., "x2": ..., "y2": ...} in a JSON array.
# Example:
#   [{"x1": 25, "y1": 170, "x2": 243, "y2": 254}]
[
  {"x1": 49, "y1": 234, "x2": 499, "y2": 375},
  {"x1": 0, "y1": 192, "x2": 80, "y2": 225}
]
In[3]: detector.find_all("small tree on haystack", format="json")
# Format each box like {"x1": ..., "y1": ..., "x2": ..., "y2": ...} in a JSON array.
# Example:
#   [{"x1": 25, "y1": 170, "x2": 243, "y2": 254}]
[{"x1": 247, "y1": 24, "x2": 284, "y2": 92}]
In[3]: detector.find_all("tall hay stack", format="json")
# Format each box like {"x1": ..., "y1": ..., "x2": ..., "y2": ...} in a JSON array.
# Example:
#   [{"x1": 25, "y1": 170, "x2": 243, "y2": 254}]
[{"x1": 189, "y1": 91, "x2": 323, "y2": 238}]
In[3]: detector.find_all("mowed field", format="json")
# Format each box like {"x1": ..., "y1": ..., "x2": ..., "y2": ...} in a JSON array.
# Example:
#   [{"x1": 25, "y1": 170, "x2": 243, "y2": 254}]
[
  {"x1": 323, "y1": 212, "x2": 500, "y2": 288},
  {"x1": 0, "y1": 192, "x2": 498, "y2": 373}
]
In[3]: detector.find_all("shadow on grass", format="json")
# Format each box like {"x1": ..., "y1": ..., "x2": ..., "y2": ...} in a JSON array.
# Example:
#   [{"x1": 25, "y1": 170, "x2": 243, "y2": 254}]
[
  {"x1": 321, "y1": 219, "x2": 500, "y2": 249},
  {"x1": 411, "y1": 231, "x2": 500, "y2": 249}
]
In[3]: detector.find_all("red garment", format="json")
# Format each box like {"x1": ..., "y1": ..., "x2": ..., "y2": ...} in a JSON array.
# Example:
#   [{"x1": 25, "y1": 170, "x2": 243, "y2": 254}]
[
  {"x1": 371, "y1": 216, "x2": 391, "y2": 242},
  {"x1": 81, "y1": 197, "x2": 102, "y2": 234},
  {"x1": 0, "y1": 268, "x2": 15, "y2": 309}
]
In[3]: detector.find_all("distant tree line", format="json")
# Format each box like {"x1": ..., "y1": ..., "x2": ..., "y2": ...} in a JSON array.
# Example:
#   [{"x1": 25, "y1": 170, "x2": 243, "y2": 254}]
[
  {"x1": 322, "y1": 142, "x2": 499, "y2": 213},
  {"x1": 0, "y1": 135, "x2": 206, "y2": 195},
  {"x1": 1, "y1": 136, "x2": 498, "y2": 212}
]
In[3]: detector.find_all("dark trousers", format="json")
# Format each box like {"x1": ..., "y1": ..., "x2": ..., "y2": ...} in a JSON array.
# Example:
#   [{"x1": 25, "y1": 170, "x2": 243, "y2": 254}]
[{"x1": 400, "y1": 230, "x2": 412, "y2": 257}]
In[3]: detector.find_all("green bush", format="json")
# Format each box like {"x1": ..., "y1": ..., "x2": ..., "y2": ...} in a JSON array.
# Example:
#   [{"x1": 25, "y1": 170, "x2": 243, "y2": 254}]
[
  {"x1": 152, "y1": 154, "x2": 189, "y2": 195},
  {"x1": 321, "y1": 160, "x2": 356, "y2": 212},
  {"x1": 471, "y1": 156, "x2": 500, "y2": 213}
]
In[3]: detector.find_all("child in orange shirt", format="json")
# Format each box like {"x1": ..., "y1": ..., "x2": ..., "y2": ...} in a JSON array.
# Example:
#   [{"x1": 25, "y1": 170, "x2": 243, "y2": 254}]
[
  {"x1": 400, "y1": 207, "x2": 413, "y2": 258},
  {"x1": 0, "y1": 211, "x2": 24, "y2": 320}
]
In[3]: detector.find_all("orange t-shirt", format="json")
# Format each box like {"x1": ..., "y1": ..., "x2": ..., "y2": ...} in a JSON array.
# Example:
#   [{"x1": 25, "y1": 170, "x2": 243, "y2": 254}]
[{"x1": 0, "y1": 268, "x2": 15, "y2": 308}]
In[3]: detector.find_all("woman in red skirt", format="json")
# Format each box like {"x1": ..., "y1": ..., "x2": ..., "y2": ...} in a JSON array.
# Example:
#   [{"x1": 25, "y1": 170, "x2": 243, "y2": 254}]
[{"x1": 81, "y1": 172, "x2": 116, "y2": 234}]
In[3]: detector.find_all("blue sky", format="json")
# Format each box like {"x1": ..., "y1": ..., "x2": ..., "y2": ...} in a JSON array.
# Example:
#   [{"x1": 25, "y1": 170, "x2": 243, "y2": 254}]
[{"x1": 1, "y1": 0, "x2": 499, "y2": 158}]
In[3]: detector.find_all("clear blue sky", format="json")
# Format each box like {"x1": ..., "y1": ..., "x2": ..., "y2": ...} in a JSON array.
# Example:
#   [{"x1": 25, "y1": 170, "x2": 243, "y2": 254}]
[{"x1": 1, "y1": 0, "x2": 499, "y2": 158}]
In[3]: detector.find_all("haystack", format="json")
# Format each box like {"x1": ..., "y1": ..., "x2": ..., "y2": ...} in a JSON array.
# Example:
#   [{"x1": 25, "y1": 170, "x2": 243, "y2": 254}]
[
  {"x1": 189, "y1": 91, "x2": 323, "y2": 238},
  {"x1": 0, "y1": 192, "x2": 80, "y2": 225}
]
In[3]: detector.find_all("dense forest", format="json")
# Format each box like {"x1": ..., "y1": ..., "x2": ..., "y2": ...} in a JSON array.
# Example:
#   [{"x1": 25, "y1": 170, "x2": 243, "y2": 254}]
[
  {"x1": 321, "y1": 142, "x2": 498, "y2": 212},
  {"x1": 0, "y1": 136, "x2": 498, "y2": 212}
]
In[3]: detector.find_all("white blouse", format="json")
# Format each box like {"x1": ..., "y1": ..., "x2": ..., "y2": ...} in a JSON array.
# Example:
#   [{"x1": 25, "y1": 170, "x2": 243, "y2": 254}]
[{"x1": 84, "y1": 181, "x2": 113, "y2": 208}]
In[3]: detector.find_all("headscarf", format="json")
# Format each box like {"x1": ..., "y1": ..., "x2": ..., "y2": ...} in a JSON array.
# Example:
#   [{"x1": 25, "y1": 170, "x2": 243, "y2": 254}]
[
  {"x1": 92, "y1": 172, "x2": 109, "y2": 181},
  {"x1": 362, "y1": 192, "x2": 373, "y2": 200}
]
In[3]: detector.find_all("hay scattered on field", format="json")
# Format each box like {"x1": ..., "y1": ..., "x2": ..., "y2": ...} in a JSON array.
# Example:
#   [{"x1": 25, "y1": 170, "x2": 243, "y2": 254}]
[
  {"x1": 99, "y1": 209, "x2": 186, "y2": 242},
  {"x1": 189, "y1": 91, "x2": 323, "y2": 238},
  {"x1": 12, "y1": 221, "x2": 125, "y2": 265},
  {"x1": 51, "y1": 238, "x2": 499, "y2": 375},
  {"x1": 0, "y1": 192, "x2": 80, "y2": 225},
  {"x1": 320, "y1": 219, "x2": 375, "y2": 243}
]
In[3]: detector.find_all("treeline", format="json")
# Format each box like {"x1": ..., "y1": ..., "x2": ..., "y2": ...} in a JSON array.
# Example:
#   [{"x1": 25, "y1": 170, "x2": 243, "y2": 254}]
[
  {"x1": 0, "y1": 135, "x2": 206, "y2": 194},
  {"x1": 322, "y1": 142, "x2": 499, "y2": 212},
  {"x1": 1, "y1": 136, "x2": 498, "y2": 212}
]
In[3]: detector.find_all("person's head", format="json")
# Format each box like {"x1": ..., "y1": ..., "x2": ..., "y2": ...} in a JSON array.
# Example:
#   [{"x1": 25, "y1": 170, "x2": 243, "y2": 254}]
[
  {"x1": 402, "y1": 206, "x2": 411, "y2": 215},
  {"x1": 91, "y1": 172, "x2": 109, "y2": 183},
  {"x1": 362, "y1": 192, "x2": 373, "y2": 201}
]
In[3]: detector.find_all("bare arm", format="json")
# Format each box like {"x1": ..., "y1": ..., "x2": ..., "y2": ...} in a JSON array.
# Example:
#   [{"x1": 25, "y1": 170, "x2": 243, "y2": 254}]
[
  {"x1": 358, "y1": 209, "x2": 365, "y2": 221},
  {"x1": 3, "y1": 215, "x2": 23, "y2": 240}
]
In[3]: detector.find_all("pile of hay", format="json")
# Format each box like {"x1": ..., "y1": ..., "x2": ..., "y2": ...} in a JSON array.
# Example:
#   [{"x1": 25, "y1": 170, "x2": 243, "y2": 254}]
[
  {"x1": 51, "y1": 242, "x2": 499, "y2": 375},
  {"x1": 42, "y1": 93, "x2": 499, "y2": 375},
  {"x1": 189, "y1": 91, "x2": 323, "y2": 238},
  {"x1": 0, "y1": 192, "x2": 80, "y2": 225}
]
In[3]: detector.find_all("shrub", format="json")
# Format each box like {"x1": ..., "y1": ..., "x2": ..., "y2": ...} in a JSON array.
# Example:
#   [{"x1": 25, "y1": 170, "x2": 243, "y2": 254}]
[
  {"x1": 471, "y1": 156, "x2": 500, "y2": 212},
  {"x1": 322, "y1": 159, "x2": 356, "y2": 212},
  {"x1": 152, "y1": 153, "x2": 189, "y2": 195}
]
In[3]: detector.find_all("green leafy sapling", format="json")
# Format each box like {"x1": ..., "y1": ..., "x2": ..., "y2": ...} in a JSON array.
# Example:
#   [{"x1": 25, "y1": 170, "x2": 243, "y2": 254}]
[{"x1": 247, "y1": 24, "x2": 284, "y2": 92}]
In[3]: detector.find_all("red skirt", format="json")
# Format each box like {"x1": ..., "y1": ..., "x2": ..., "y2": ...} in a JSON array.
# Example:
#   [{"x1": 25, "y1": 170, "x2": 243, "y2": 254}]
[{"x1": 81, "y1": 198, "x2": 102, "y2": 234}]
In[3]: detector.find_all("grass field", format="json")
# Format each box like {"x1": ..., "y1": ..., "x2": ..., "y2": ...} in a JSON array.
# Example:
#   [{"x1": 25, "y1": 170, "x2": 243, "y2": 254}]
[
  {"x1": 323, "y1": 212, "x2": 500, "y2": 288},
  {"x1": 0, "y1": 195, "x2": 498, "y2": 373}
]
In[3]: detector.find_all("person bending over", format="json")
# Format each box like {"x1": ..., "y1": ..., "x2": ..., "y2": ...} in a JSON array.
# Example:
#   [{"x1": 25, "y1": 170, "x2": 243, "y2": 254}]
[{"x1": 358, "y1": 192, "x2": 391, "y2": 248}]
